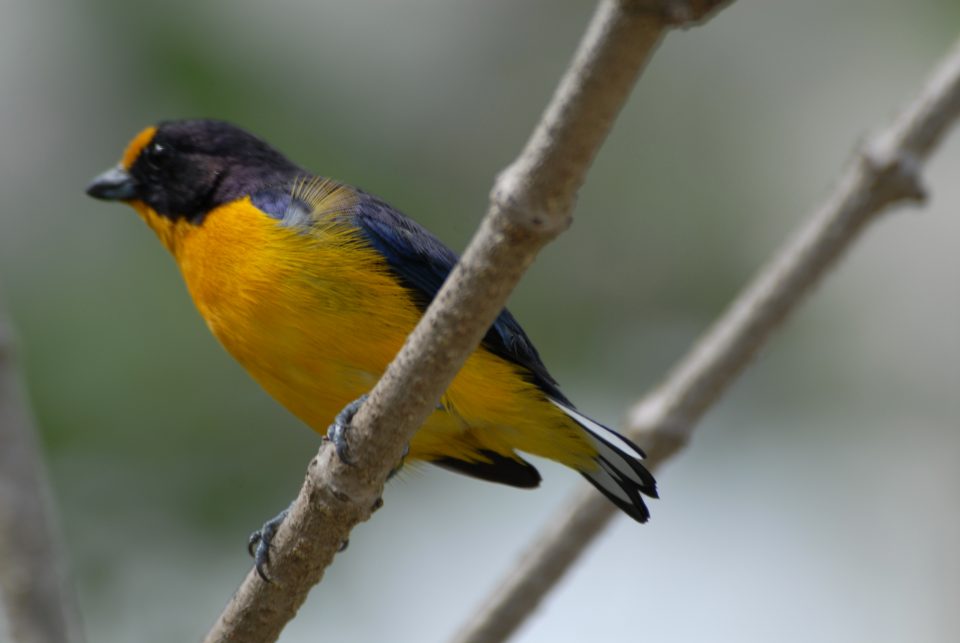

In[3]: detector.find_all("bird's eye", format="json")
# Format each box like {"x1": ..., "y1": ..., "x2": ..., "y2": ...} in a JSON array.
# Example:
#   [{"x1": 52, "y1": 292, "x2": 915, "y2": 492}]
[{"x1": 141, "y1": 141, "x2": 172, "y2": 171}]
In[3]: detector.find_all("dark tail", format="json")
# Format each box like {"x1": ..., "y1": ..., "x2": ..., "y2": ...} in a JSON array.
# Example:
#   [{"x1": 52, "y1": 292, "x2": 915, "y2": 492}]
[{"x1": 550, "y1": 399, "x2": 658, "y2": 522}]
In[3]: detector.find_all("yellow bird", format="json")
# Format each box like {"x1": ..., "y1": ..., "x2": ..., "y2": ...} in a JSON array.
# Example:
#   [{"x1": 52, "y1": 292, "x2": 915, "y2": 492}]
[{"x1": 87, "y1": 120, "x2": 657, "y2": 573}]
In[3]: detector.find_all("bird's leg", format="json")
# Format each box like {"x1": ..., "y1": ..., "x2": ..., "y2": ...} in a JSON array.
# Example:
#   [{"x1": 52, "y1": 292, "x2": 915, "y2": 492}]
[
  {"x1": 329, "y1": 394, "x2": 409, "y2": 510},
  {"x1": 247, "y1": 502, "x2": 350, "y2": 581},
  {"x1": 247, "y1": 394, "x2": 397, "y2": 581},
  {"x1": 325, "y1": 394, "x2": 369, "y2": 465},
  {"x1": 247, "y1": 504, "x2": 291, "y2": 582}
]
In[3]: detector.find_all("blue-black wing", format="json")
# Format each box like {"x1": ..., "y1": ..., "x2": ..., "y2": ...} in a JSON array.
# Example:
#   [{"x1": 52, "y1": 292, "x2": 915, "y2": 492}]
[{"x1": 351, "y1": 191, "x2": 569, "y2": 404}]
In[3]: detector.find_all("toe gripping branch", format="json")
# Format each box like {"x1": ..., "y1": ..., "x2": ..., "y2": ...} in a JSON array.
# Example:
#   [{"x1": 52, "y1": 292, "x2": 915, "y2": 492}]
[
  {"x1": 326, "y1": 393, "x2": 411, "y2": 475},
  {"x1": 326, "y1": 394, "x2": 369, "y2": 465},
  {"x1": 247, "y1": 506, "x2": 349, "y2": 582},
  {"x1": 248, "y1": 506, "x2": 290, "y2": 582},
  {"x1": 246, "y1": 395, "x2": 370, "y2": 582}
]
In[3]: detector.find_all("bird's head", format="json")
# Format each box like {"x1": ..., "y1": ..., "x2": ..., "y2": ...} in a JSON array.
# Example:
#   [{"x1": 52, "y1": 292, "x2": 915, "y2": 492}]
[{"x1": 87, "y1": 119, "x2": 300, "y2": 223}]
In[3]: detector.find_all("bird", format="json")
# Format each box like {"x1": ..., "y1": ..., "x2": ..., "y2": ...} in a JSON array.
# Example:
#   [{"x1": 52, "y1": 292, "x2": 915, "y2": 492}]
[{"x1": 86, "y1": 119, "x2": 657, "y2": 574}]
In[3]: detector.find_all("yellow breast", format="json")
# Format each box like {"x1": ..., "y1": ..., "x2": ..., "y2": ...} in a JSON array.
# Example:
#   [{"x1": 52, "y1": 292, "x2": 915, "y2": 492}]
[
  {"x1": 156, "y1": 198, "x2": 419, "y2": 429},
  {"x1": 132, "y1": 197, "x2": 594, "y2": 468}
]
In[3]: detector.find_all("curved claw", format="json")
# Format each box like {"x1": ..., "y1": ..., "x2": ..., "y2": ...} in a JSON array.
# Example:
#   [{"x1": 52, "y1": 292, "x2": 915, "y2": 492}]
[
  {"x1": 327, "y1": 422, "x2": 355, "y2": 465},
  {"x1": 326, "y1": 394, "x2": 369, "y2": 465},
  {"x1": 247, "y1": 507, "x2": 290, "y2": 582},
  {"x1": 247, "y1": 531, "x2": 261, "y2": 558}
]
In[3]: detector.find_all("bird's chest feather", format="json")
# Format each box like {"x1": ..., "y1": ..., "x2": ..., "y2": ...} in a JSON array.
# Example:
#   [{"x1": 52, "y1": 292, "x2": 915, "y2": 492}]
[{"x1": 172, "y1": 199, "x2": 422, "y2": 429}]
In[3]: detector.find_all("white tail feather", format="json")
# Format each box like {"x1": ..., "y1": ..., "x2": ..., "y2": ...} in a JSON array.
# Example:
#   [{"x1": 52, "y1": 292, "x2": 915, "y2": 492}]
[
  {"x1": 549, "y1": 399, "x2": 647, "y2": 483},
  {"x1": 549, "y1": 397, "x2": 657, "y2": 522}
]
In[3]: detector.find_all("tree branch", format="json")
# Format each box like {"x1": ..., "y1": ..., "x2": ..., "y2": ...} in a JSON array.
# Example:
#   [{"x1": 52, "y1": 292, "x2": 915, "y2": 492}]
[
  {"x1": 451, "y1": 35, "x2": 960, "y2": 643},
  {"x1": 203, "y1": 1, "x2": 732, "y2": 641},
  {"x1": 0, "y1": 303, "x2": 85, "y2": 643}
]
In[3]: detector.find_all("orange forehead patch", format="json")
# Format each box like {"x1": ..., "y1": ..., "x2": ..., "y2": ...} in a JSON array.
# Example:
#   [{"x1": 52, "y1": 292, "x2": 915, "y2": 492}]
[{"x1": 121, "y1": 125, "x2": 158, "y2": 170}]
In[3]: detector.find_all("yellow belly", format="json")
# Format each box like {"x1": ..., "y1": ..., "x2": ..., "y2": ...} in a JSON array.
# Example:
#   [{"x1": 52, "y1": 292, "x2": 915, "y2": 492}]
[{"x1": 159, "y1": 198, "x2": 594, "y2": 468}]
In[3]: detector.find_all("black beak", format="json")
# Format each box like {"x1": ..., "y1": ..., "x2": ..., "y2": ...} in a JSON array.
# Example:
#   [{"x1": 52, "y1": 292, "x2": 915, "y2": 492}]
[{"x1": 86, "y1": 166, "x2": 138, "y2": 201}]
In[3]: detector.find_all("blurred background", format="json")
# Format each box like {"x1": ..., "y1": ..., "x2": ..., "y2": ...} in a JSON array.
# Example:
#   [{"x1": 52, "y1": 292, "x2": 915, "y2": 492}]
[{"x1": 1, "y1": 0, "x2": 958, "y2": 641}]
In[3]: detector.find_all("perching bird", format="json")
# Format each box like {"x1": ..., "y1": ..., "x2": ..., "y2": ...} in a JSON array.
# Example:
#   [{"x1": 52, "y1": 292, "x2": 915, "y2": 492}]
[{"x1": 87, "y1": 119, "x2": 657, "y2": 570}]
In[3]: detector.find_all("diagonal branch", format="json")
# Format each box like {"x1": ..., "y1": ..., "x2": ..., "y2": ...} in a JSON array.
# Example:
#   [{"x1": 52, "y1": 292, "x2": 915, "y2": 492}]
[
  {"x1": 203, "y1": 1, "x2": 733, "y2": 641},
  {"x1": 0, "y1": 301, "x2": 85, "y2": 643},
  {"x1": 451, "y1": 35, "x2": 960, "y2": 643}
]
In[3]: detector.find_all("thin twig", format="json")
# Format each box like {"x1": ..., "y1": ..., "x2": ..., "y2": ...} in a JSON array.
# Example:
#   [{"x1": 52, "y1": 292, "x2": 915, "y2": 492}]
[
  {"x1": 451, "y1": 35, "x2": 960, "y2": 643},
  {"x1": 0, "y1": 304, "x2": 85, "y2": 643},
  {"x1": 203, "y1": 1, "x2": 733, "y2": 641}
]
